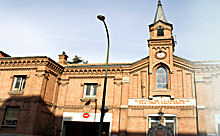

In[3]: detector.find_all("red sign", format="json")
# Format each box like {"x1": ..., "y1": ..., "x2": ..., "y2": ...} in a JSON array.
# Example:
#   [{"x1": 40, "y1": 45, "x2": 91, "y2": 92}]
[{"x1": 83, "y1": 113, "x2": 90, "y2": 118}]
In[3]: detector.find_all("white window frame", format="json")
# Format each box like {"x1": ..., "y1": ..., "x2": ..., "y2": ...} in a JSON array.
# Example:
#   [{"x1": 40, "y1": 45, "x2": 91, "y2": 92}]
[
  {"x1": 12, "y1": 75, "x2": 26, "y2": 91},
  {"x1": 149, "y1": 116, "x2": 160, "y2": 128},
  {"x1": 147, "y1": 114, "x2": 177, "y2": 135},
  {"x1": 164, "y1": 117, "x2": 176, "y2": 135},
  {"x1": 83, "y1": 83, "x2": 98, "y2": 98}
]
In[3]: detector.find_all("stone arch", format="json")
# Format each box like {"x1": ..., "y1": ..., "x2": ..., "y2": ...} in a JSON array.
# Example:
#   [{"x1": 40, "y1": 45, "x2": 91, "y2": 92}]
[{"x1": 153, "y1": 62, "x2": 170, "y2": 72}]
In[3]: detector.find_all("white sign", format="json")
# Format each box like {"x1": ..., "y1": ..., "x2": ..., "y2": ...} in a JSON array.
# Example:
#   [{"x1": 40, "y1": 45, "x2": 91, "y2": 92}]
[
  {"x1": 128, "y1": 99, "x2": 196, "y2": 106},
  {"x1": 62, "y1": 112, "x2": 113, "y2": 136},
  {"x1": 122, "y1": 77, "x2": 129, "y2": 83},
  {"x1": 63, "y1": 112, "x2": 112, "y2": 122}
]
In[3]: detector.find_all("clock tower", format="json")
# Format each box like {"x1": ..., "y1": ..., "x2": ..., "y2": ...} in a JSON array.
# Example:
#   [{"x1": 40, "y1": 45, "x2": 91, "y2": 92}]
[{"x1": 148, "y1": 0, "x2": 175, "y2": 95}]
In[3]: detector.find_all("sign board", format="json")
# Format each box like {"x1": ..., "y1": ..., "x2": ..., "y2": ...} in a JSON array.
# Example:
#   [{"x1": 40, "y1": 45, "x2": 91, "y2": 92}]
[
  {"x1": 63, "y1": 112, "x2": 112, "y2": 122},
  {"x1": 122, "y1": 77, "x2": 129, "y2": 83},
  {"x1": 62, "y1": 112, "x2": 113, "y2": 136},
  {"x1": 128, "y1": 98, "x2": 196, "y2": 106},
  {"x1": 83, "y1": 113, "x2": 90, "y2": 118}
]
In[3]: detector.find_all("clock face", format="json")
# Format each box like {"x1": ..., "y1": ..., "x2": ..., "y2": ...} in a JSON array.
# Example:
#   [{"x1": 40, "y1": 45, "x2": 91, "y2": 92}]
[{"x1": 155, "y1": 51, "x2": 166, "y2": 59}]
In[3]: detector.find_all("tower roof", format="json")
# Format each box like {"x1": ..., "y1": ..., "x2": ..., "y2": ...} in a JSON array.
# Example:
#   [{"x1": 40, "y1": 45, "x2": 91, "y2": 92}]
[{"x1": 153, "y1": 0, "x2": 167, "y2": 24}]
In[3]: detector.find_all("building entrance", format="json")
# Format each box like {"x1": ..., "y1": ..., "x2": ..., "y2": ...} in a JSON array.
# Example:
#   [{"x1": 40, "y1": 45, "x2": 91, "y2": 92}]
[
  {"x1": 147, "y1": 124, "x2": 174, "y2": 136},
  {"x1": 64, "y1": 121, "x2": 110, "y2": 136}
]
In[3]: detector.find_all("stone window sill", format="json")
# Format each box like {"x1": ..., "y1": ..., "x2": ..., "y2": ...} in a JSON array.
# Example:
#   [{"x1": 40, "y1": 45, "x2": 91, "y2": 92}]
[
  {"x1": 8, "y1": 90, "x2": 24, "y2": 95},
  {"x1": 153, "y1": 89, "x2": 170, "y2": 92},
  {"x1": 80, "y1": 97, "x2": 97, "y2": 102}
]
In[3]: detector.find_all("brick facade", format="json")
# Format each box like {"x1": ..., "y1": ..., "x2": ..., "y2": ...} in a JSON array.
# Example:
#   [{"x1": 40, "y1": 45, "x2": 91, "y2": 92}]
[{"x1": 0, "y1": 1, "x2": 220, "y2": 136}]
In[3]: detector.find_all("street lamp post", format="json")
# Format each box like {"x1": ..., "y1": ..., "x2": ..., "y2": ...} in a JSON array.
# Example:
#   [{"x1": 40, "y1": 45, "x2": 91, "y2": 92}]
[
  {"x1": 97, "y1": 14, "x2": 110, "y2": 136},
  {"x1": 158, "y1": 110, "x2": 164, "y2": 125}
]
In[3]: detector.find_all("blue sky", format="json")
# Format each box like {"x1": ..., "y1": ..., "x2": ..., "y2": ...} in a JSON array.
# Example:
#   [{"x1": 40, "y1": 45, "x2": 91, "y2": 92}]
[{"x1": 0, "y1": 0, "x2": 220, "y2": 63}]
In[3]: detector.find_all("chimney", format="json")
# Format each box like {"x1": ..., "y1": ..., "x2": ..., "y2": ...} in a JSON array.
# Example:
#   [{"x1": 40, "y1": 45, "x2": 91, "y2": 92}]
[{"x1": 58, "y1": 51, "x2": 68, "y2": 65}]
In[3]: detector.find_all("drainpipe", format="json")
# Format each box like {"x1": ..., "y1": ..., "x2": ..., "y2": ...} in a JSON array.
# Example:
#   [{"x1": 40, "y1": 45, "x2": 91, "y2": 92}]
[{"x1": 193, "y1": 70, "x2": 199, "y2": 136}]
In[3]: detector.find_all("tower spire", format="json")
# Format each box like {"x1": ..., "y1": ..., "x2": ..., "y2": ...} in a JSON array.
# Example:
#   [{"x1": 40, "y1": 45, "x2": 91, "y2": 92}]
[
  {"x1": 158, "y1": 0, "x2": 162, "y2": 6},
  {"x1": 154, "y1": 0, "x2": 167, "y2": 23}
]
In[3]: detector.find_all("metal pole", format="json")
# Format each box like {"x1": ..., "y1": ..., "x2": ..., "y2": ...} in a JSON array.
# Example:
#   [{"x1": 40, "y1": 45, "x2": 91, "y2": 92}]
[
  {"x1": 97, "y1": 15, "x2": 110, "y2": 136},
  {"x1": 193, "y1": 71, "x2": 199, "y2": 136}
]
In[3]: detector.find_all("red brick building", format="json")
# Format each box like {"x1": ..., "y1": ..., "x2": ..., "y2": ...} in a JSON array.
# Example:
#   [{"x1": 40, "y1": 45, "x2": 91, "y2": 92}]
[{"x1": 0, "y1": 0, "x2": 220, "y2": 136}]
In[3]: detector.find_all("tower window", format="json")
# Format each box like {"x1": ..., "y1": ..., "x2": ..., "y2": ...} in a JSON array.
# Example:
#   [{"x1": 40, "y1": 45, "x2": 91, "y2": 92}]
[
  {"x1": 157, "y1": 26, "x2": 164, "y2": 36},
  {"x1": 156, "y1": 66, "x2": 168, "y2": 89}
]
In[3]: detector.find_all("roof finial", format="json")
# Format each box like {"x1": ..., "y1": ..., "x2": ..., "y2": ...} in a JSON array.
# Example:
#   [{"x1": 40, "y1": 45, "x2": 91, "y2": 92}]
[{"x1": 158, "y1": 0, "x2": 162, "y2": 6}]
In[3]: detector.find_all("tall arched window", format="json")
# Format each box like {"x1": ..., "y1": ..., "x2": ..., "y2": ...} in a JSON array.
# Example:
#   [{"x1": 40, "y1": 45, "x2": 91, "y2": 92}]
[
  {"x1": 157, "y1": 26, "x2": 164, "y2": 36},
  {"x1": 156, "y1": 66, "x2": 168, "y2": 89}
]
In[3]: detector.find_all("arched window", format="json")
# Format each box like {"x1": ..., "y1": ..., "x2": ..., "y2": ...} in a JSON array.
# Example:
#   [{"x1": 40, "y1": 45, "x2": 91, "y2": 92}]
[
  {"x1": 157, "y1": 26, "x2": 164, "y2": 36},
  {"x1": 156, "y1": 66, "x2": 168, "y2": 89}
]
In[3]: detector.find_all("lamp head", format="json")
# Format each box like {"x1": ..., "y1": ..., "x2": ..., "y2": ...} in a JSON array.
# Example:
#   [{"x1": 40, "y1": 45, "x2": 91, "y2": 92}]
[
  {"x1": 104, "y1": 106, "x2": 109, "y2": 113},
  {"x1": 158, "y1": 111, "x2": 164, "y2": 116},
  {"x1": 97, "y1": 15, "x2": 105, "y2": 21},
  {"x1": 100, "y1": 106, "x2": 109, "y2": 113}
]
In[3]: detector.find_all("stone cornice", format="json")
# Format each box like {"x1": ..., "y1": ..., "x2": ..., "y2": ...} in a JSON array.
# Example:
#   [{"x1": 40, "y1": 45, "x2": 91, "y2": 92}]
[
  {"x1": 63, "y1": 67, "x2": 122, "y2": 75},
  {"x1": 0, "y1": 57, "x2": 64, "y2": 75},
  {"x1": 201, "y1": 106, "x2": 220, "y2": 110},
  {"x1": 149, "y1": 20, "x2": 173, "y2": 28},
  {"x1": 131, "y1": 56, "x2": 149, "y2": 65},
  {"x1": 195, "y1": 65, "x2": 220, "y2": 73},
  {"x1": 173, "y1": 55, "x2": 194, "y2": 65},
  {"x1": 173, "y1": 63, "x2": 194, "y2": 73},
  {"x1": 150, "y1": 28, "x2": 172, "y2": 32},
  {"x1": 173, "y1": 58, "x2": 194, "y2": 72},
  {"x1": 64, "y1": 63, "x2": 130, "y2": 68},
  {"x1": 0, "y1": 57, "x2": 48, "y2": 66},
  {"x1": 46, "y1": 60, "x2": 64, "y2": 74},
  {"x1": 129, "y1": 62, "x2": 149, "y2": 74},
  {"x1": 148, "y1": 39, "x2": 174, "y2": 46},
  {"x1": 0, "y1": 67, "x2": 37, "y2": 71},
  {"x1": 54, "y1": 104, "x2": 195, "y2": 110},
  {"x1": 62, "y1": 57, "x2": 150, "y2": 75},
  {"x1": 174, "y1": 56, "x2": 220, "y2": 73},
  {"x1": 61, "y1": 105, "x2": 119, "y2": 110},
  {"x1": 128, "y1": 105, "x2": 195, "y2": 109},
  {"x1": 69, "y1": 75, "x2": 115, "y2": 79},
  {"x1": 119, "y1": 57, "x2": 149, "y2": 74},
  {"x1": 152, "y1": 46, "x2": 169, "y2": 50}
]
